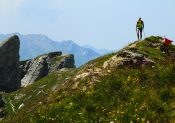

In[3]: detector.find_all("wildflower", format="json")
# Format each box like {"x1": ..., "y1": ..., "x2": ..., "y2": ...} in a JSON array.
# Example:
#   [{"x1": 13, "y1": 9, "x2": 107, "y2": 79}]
[
  {"x1": 110, "y1": 121, "x2": 114, "y2": 123},
  {"x1": 120, "y1": 111, "x2": 125, "y2": 114},
  {"x1": 127, "y1": 76, "x2": 132, "y2": 81},
  {"x1": 141, "y1": 118, "x2": 145, "y2": 122}
]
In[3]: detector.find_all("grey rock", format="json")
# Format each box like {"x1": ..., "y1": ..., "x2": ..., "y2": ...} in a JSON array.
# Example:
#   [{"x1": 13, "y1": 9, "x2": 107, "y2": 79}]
[
  {"x1": 0, "y1": 35, "x2": 20, "y2": 92},
  {"x1": 104, "y1": 50, "x2": 154, "y2": 69},
  {"x1": 58, "y1": 54, "x2": 75, "y2": 69},
  {"x1": 19, "y1": 60, "x2": 32, "y2": 79},
  {"x1": 118, "y1": 50, "x2": 144, "y2": 59},
  {"x1": 21, "y1": 55, "x2": 49, "y2": 87},
  {"x1": 20, "y1": 52, "x2": 75, "y2": 87},
  {"x1": 48, "y1": 51, "x2": 62, "y2": 58},
  {"x1": 117, "y1": 50, "x2": 144, "y2": 67}
]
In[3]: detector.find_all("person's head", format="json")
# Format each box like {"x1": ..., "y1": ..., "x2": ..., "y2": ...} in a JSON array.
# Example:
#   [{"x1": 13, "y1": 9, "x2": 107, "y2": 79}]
[{"x1": 139, "y1": 17, "x2": 142, "y2": 20}]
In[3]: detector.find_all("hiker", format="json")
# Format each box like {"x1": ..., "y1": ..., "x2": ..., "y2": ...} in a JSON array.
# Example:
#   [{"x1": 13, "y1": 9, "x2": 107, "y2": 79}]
[
  {"x1": 136, "y1": 18, "x2": 144, "y2": 40},
  {"x1": 160, "y1": 37, "x2": 173, "y2": 53}
]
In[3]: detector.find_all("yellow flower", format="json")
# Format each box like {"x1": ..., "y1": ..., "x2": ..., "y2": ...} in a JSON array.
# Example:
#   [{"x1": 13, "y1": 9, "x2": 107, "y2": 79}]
[
  {"x1": 141, "y1": 118, "x2": 145, "y2": 122},
  {"x1": 120, "y1": 111, "x2": 125, "y2": 114}
]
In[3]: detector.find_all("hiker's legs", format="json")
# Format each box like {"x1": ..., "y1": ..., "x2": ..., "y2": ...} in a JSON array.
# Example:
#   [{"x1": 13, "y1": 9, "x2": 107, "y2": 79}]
[
  {"x1": 140, "y1": 29, "x2": 143, "y2": 40},
  {"x1": 137, "y1": 29, "x2": 139, "y2": 40},
  {"x1": 137, "y1": 28, "x2": 142, "y2": 40}
]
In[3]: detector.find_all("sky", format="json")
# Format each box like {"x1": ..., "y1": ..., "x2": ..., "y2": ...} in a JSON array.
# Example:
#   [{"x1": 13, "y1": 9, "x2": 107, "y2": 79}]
[{"x1": 0, "y1": 0, "x2": 174, "y2": 50}]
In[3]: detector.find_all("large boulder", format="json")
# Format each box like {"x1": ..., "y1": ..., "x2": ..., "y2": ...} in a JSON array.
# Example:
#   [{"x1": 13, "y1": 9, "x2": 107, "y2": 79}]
[
  {"x1": 0, "y1": 35, "x2": 20, "y2": 92},
  {"x1": 20, "y1": 56, "x2": 49, "y2": 87},
  {"x1": 117, "y1": 50, "x2": 144, "y2": 67},
  {"x1": 103, "y1": 50, "x2": 155, "y2": 69},
  {"x1": 20, "y1": 52, "x2": 75, "y2": 87}
]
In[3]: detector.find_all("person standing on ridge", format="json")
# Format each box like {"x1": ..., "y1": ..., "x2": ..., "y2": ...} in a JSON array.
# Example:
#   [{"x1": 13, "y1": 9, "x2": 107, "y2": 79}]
[{"x1": 136, "y1": 18, "x2": 144, "y2": 40}]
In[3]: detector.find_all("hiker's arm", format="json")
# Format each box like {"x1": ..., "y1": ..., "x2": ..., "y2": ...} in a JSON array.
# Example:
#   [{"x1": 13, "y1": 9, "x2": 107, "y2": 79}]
[{"x1": 142, "y1": 22, "x2": 144, "y2": 29}]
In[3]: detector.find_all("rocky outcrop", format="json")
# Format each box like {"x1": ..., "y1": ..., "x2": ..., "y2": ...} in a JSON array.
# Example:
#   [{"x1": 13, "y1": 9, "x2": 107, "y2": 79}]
[
  {"x1": 0, "y1": 35, "x2": 75, "y2": 88},
  {"x1": 20, "y1": 52, "x2": 75, "y2": 87},
  {"x1": 57, "y1": 54, "x2": 75, "y2": 69},
  {"x1": 117, "y1": 50, "x2": 144, "y2": 67},
  {"x1": 103, "y1": 50, "x2": 155, "y2": 69},
  {"x1": 0, "y1": 35, "x2": 20, "y2": 92}
]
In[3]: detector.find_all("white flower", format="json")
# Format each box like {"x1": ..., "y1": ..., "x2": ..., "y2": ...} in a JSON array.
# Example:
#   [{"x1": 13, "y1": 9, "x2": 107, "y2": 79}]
[{"x1": 110, "y1": 121, "x2": 114, "y2": 123}]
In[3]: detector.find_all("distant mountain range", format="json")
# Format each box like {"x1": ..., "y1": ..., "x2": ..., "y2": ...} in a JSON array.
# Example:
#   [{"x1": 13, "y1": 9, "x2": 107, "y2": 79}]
[
  {"x1": 83, "y1": 45, "x2": 112, "y2": 55},
  {"x1": 0, "y1": 33, "x2": 110, "y2": 67}
]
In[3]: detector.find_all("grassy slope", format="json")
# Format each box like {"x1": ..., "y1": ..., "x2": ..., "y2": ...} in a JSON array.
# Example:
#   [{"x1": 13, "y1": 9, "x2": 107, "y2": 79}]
[
  {"x1": 2, "y1": 36, "x2": 175, "y2": 123},
  {"x1": 3, "y1": 70, "x2": 75, "y2": 115},
  {"x1": 2, "y1": 54, "x2": 77, "y2": 120}
]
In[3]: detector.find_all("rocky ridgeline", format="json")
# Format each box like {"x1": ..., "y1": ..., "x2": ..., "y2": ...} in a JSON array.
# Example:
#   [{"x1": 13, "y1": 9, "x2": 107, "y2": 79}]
[
  {"x1": 72, "y1": 38, "x2": 163, "y2": 90},
  {"x1": 0, "y1": 35, "x2": 75, "y2": 91},
  {"x1": 20, "y1": 52, "x2": 75, "y2": 87}
]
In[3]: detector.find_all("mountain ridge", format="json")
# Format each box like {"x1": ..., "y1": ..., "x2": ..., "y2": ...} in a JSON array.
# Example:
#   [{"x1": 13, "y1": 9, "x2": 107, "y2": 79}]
[
  {"x1": 83, "y1": 44, "x2": 112, "y2": 55},
  {"x1": 0, "y1": 33, "x2": 102, "y2": 67}
]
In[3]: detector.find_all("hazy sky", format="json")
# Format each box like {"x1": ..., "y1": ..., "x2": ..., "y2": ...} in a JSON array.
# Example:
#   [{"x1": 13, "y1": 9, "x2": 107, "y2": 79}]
[{"x1": 0, "y1": 0, "x2": 174, "y2": 50}]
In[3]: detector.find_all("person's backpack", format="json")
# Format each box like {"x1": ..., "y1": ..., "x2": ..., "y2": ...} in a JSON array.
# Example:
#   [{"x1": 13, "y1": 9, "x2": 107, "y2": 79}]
[{"x1": 137, "y1": 20, "x2": 143, "y2": 29}]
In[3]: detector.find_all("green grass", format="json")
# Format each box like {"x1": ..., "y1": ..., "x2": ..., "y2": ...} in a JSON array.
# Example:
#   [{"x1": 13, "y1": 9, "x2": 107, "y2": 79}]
[
  {"x1": 136, "y1": 40, "x2": 164, "y2": 60},
  {"x1": 3, "y1": 63, "x2": 175, "y2": 123},
  {"x1": 80, "y1": 52, "x2": 116, "y2": 68},
  {"x1": 2, "y1": 69, "x2": 76, "y2": 116}
]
